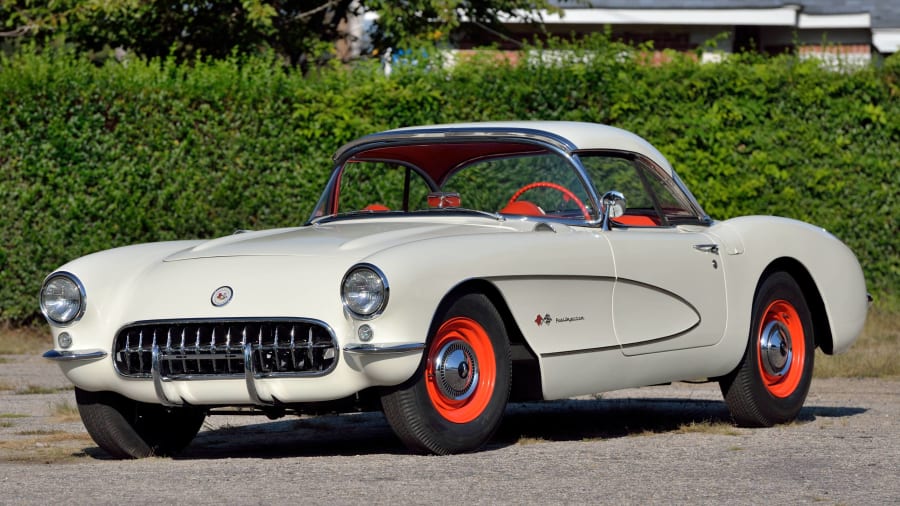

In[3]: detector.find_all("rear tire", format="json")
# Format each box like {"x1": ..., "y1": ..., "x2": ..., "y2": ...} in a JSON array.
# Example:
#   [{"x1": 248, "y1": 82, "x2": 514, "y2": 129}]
[
  {"x1": 381, "y1": 293, "x2": 511, "y2": 454},
  {"x1": 720, "y1": 272, "x2": 815, "y2": 427},
  {"x1": 75, "y1": 388, "x2": 206, "y2": 459}
]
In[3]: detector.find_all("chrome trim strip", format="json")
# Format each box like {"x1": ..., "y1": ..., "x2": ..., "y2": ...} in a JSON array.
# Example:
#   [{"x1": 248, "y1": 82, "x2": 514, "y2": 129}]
[
  {"x1": 118, "y1": 316, "x2": 338, "y2": 332},
  {"x1": 333, "y1": 127, "x2": 577, "y2": 163},
  {"x1": 42, "y1": 349, "x2": 107, "y2": 362},
  {"x1": 669, "y1": 168, "x2": 711, "y2": 222},
  {"x1": 543, "y1": 324, "x2": 702, "y2": 358},
  {"x1": 541, "y1": 344, "x2": 620, "y2": 358},
  {"x1": 342, "y1": 342, "x2": 426, "y2": 355},
  {"x1": 151, "y1": 344, "x2": 182, "y2": 407}
]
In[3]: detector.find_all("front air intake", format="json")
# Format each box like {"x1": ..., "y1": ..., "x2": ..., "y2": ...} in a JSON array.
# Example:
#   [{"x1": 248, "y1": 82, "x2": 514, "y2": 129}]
[{"x1": 113, "y1": 319, "x2": 337, "y2": 379}]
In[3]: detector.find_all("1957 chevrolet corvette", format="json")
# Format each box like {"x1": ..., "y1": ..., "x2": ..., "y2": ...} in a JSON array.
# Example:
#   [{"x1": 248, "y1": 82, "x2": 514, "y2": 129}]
[{"x1": 40, "y1": 121, "x2": 869, "y2": 458}]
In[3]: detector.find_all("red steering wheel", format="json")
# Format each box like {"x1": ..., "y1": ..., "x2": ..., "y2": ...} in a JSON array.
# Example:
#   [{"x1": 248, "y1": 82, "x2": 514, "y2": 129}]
[{"x1": 507, "y1": 182, "x2": 590, "y2": 220}]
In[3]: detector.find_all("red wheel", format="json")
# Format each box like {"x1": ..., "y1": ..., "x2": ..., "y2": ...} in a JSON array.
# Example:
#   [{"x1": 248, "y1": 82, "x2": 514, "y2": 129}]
[
  {"x1": 720, "y1": 272, "x2": 815, "y2": 427},
  {"x1": 381, "y1": 294, "x2": 511, "y2": 454},
  {"x1": 756, "y1": 300, "x2": 806, "y2": 398},
  {"x1": 507, "y1": 182, "x2": 590, "y2": 220},
  {"x1": 424, "y1": 317, "x2": 497, "y2": 423}
]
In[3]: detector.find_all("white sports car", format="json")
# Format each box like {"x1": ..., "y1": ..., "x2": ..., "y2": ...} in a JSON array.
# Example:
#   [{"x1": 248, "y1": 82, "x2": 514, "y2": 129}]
[{"x1": 41, "y1": 121, "x2": 869, "y2": 458}]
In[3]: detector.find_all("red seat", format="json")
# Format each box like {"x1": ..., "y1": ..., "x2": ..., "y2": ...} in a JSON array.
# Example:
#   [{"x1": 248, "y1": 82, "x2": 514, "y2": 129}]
[
  {"x1": 499, "y1": 201, "x2": 545, "y2": 216},
  {"x1": 612, "y1": 215, "x2": 659, "y2": 226}
]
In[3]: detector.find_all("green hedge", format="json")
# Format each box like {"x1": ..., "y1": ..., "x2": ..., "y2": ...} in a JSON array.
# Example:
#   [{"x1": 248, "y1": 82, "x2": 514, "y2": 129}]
[{"x1": 1, "y1": 39, "x2": 897, "y2": 322}]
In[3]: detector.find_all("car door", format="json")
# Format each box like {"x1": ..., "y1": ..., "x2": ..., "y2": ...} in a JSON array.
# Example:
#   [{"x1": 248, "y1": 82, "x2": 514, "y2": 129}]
[
  {"x1": 606, "y1": 226, "x2": 726, "y2": 355},
  {"x1": 579, "y1": 152, "x2": 727, "y2": 356}
]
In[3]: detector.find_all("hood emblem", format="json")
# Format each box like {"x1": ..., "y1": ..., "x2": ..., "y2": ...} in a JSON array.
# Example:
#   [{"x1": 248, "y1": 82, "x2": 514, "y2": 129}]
[{"x1": 211, "y1": 286, "x2": 234, "y2": 307}]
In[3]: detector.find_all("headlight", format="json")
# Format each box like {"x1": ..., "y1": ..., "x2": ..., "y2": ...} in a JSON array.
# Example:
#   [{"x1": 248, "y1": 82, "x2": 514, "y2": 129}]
[
  {"x1": 40, "y1": 272, "x2": 86, "y2": 326},
  {"x1": 341, "y1": 264, "x2": 388, "y2": 319}
]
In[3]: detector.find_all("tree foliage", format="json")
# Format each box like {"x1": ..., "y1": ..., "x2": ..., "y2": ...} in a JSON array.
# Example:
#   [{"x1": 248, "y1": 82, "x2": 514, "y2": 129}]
[
  {"x1": 1, "y1": 40, "x2": 897, "y2": 323},
  {"x1": 1, "y1": 0, "x2": 554, "y2": 64}
]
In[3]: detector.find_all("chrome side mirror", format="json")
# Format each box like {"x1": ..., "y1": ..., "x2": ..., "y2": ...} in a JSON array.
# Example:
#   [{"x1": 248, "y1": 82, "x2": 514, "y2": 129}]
[{"x1": 600, "y1": 191, "x2": 626, "y2": 231}]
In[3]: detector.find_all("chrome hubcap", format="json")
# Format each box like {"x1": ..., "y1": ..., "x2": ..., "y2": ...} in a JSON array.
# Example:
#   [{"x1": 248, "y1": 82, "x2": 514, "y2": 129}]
[
  {"x1": 760, "y1": 320, "x2": 792, "y2": 377},
  {"x1": 433, "y1": 340, "x2": 479, "y2": 401}
]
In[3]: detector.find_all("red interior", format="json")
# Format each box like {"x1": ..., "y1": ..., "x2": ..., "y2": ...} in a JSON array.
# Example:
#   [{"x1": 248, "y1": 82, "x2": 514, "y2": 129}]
[
  {"x1": 612, "y1": 215, "x2": 660, "y2": 226},
  {"x1": 499, "y1": 200, "x2": 545, "y2": 216}
]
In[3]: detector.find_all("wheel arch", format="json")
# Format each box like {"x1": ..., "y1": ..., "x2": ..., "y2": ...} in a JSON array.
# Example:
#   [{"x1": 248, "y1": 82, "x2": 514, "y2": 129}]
[
  {"x1": 758, "y1": 257, "x2": 834, "y2": 354},
  {"x1": 430, "y1": 279, "x2": 544, "y2": 402}
]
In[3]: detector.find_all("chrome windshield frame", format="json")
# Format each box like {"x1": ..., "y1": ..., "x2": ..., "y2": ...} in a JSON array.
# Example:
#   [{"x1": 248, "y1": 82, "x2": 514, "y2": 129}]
[{"x1": 309, "y1": 127, "x2": 604, "y2": 226}]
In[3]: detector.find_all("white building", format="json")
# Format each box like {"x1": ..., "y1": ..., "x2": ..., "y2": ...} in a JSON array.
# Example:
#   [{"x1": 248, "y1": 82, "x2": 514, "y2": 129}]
[{"x1": 455, "y1": 1, "x2": 899, "y2": 61}]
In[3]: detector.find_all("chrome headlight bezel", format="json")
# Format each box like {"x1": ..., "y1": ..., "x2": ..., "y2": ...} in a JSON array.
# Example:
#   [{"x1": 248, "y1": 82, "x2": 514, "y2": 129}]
[
  {"x1": 340, "y1": 264, "x2": 389, "y2": 320},
  {"x1": 40, "y1": 272, "x2": 86, "y2": 326}
]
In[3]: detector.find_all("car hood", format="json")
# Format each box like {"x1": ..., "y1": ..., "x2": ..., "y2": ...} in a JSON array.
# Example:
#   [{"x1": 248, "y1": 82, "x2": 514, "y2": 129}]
[
  {"x1": 165, "y1": 217, "x2": 519, "y2": 262},
  {"x1": 66, "y1": 217, "x2": 519, "y2": 323}
]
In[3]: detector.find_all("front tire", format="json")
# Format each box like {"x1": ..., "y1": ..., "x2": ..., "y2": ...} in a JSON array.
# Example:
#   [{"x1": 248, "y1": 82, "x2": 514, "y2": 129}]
[
  {"x1": 381, "y1": 293, "x2": 511, "y2": 454},
  {"x1": 720, "y1": 271, "x2": 815, "y2": 427},
  {"x1": 75, "y1": 388, "x2": 206, "y2": 459}
]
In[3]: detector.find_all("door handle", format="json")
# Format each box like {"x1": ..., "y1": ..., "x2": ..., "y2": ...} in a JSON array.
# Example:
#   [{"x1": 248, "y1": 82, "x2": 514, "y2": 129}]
[{"x1": 693, "y1": 243, "x2": 719, "y2": 254}]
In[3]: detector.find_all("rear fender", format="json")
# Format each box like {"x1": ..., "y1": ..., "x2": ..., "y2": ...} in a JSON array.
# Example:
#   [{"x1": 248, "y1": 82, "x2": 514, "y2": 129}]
[{"x1": 712, "y1": 217, "x2": 866, "y2": 360}]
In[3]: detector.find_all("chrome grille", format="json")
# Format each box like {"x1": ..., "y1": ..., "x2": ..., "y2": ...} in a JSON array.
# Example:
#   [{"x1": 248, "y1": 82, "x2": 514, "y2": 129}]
[{"x1": 114, "y1": 319, "x2": 337, "y2": 379}]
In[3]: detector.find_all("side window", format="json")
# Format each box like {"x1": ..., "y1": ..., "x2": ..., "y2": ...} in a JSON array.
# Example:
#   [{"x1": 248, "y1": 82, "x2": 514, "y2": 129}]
[
  {"x1": 580, "y1": 154, "x2": 661, "y2": 225},
  {"x1": 580, "y1": 153, "x2": 702, "y2": 226},
  {"x1": 337, "y1": 161, "x2": 431, "y2": 213},
  {"x1": 637, "y1": 160, "x2": 699, "y2": 223}
]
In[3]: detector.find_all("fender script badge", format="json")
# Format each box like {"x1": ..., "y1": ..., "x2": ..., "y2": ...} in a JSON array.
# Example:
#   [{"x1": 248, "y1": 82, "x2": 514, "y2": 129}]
[
  {"x1": 535, "y1": 313, "x2": 584, "y2": 326},
  {"x1": 211, "y1": 286, "x2": 234, "y2": 307}
]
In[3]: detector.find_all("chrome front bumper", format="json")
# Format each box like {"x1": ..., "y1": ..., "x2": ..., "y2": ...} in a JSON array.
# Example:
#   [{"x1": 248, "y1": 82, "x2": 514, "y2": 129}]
[
  {"x1": 43, "y1": 349, "x2": 107, "y2": 362},
  {"x1": 45, "y1": 341, "x2": 425, "y2": 408}
]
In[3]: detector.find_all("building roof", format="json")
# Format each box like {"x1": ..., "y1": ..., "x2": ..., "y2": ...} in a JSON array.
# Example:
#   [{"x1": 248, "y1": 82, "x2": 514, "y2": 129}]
[
  {"x1": 551, "y1": 1, "x2": 899, "y2": 29},
  {"x1": 539, "y1": 1, "x2": 900, "y2": 52}
]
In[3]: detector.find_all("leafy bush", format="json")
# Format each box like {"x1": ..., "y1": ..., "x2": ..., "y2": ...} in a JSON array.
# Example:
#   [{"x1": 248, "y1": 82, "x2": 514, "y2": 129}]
[{"x1": 1, "y1": 40, "x2": 897, "y2": 322}]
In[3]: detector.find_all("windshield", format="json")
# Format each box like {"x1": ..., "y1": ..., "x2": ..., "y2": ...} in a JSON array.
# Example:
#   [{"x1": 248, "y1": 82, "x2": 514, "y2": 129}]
[{"x1": 311, "y1": 142, "x2": 598, "y2": 223}]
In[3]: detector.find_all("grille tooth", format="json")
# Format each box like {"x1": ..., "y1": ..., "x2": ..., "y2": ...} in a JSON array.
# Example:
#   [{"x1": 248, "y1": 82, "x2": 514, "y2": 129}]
[
  {"x1": 210, "y1": 328, "x2": 217, "y2": 374},
  {"x1": 257, "y1": 326, "x2": 266, "y2": 374},
  {"x1": 124, "y1": 333, "x2": 132, "y2": 373},
  {"x1": 137, "y1": 330, "x2": 145, "y2": 373},
  {"x1": 113, "y1": 320, "x2": 337, "y2": 379},
  {"x1": 307, "y1": 327, "x2": 315, "y2": 370},
  {"x1": 225, "y1": 327, "x2": 232, "y2": 374},
  {"x1": 290, "y1": 327, "x2": 298, "y2": 371},
  {"x1": 179, "y1": 328, "x2": 187, "y2": 376},
  {"x1": 194, "y1": 327, "x2": 202, "y2": 375}
]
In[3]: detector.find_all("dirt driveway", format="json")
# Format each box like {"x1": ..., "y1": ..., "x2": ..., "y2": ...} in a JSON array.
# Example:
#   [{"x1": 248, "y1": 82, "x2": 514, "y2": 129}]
[{"x1": 1, "y1": 353, "x2": 898, "y2": 504}]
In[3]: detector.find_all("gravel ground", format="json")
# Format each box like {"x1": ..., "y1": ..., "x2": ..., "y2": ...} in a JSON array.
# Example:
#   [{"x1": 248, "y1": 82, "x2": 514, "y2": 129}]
[{"x1": 1, "y1": 353, "x2": 898, "y2": 505}]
